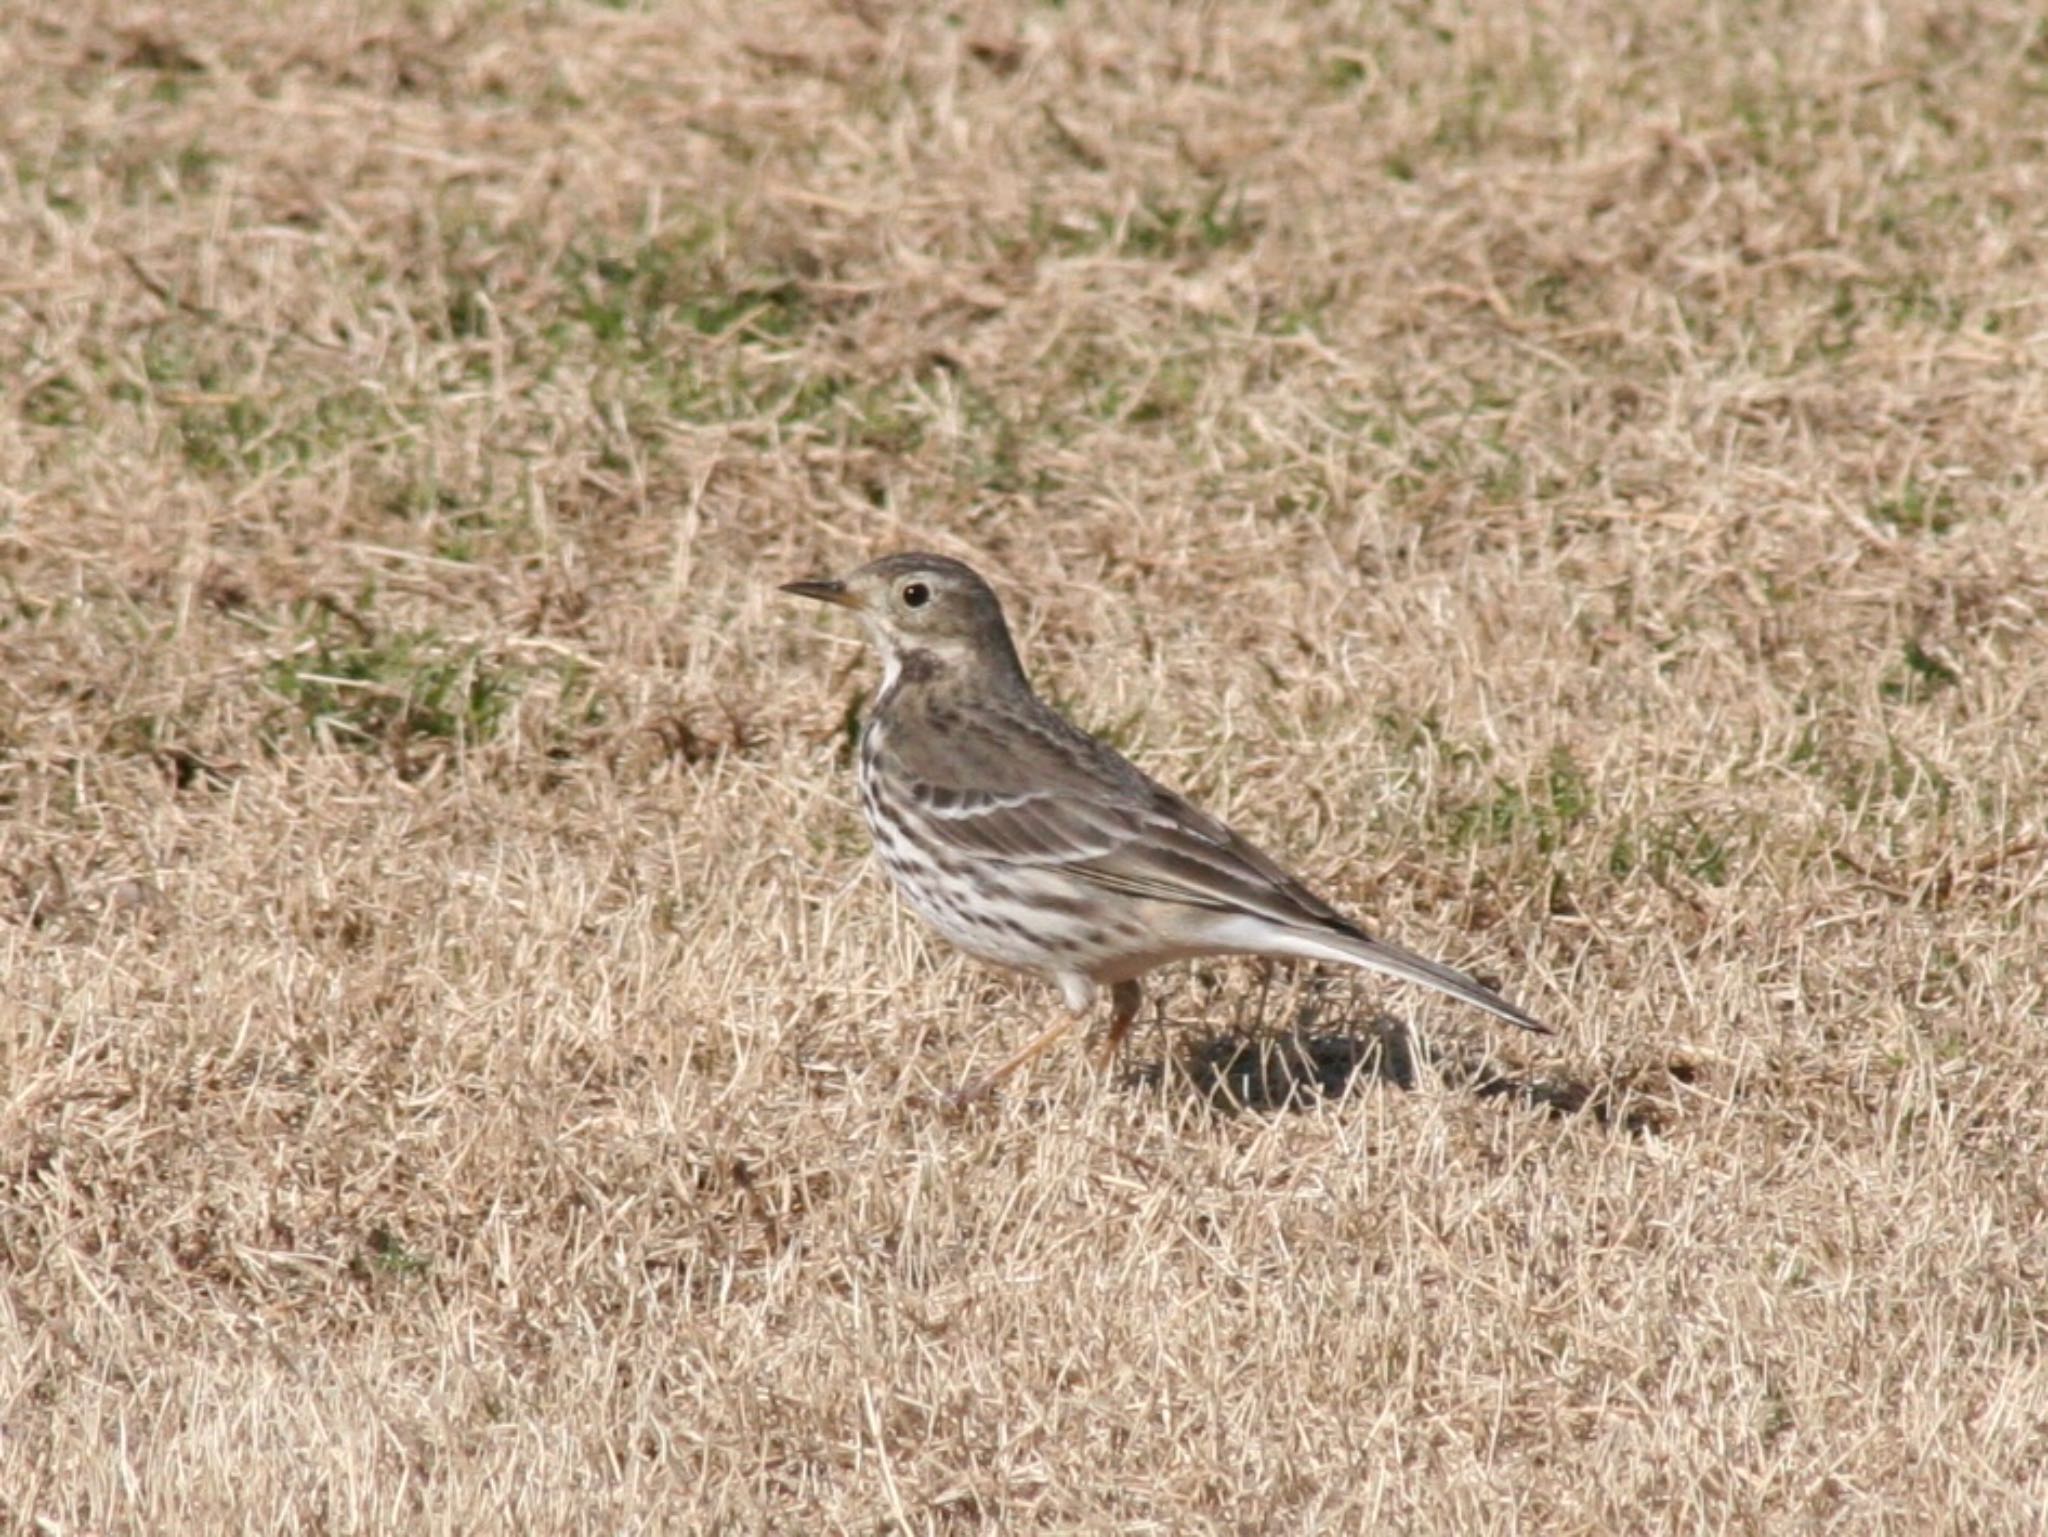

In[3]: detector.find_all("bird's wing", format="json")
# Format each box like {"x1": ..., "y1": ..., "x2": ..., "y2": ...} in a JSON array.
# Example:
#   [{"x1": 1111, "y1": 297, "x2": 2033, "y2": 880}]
[
  {"x1": 895, "y1": 743, "x2": 1353, "y2": 936},
  {"x1": 903, "y1": 772, "x2": 1546, "y2": 1032},
  {"x1": 884, "y1": 705, "x2": 1545, "y2": 1032}
]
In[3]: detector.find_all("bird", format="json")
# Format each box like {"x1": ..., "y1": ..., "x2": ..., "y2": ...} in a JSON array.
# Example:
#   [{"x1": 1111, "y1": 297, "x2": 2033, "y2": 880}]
[{"x1": 781, "y1": 551, "x2": 1546, "y2": 1104}]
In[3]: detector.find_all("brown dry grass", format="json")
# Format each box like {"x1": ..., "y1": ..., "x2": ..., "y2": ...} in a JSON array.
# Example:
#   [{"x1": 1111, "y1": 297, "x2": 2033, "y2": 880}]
[{"x1": 4, "y1": 0, "x2": 2048, "y2": 1530}]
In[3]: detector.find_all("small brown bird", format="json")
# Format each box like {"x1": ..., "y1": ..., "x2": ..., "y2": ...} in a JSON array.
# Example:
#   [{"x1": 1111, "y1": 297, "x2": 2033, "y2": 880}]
[{"x1": 783, "y1": 552, "x2": 1545, "y2": 1103}]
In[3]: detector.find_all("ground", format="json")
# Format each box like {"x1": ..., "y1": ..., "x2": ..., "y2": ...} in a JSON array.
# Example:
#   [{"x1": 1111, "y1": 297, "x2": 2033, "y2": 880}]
[{"x1": 3, "y1": 1, "x2": 2047, "y2": 1530}]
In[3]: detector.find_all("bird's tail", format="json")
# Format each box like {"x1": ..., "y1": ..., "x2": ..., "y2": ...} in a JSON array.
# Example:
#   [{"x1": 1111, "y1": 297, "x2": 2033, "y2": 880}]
[{"x1": 1200, "y1": 913, "x2": 1547, "y2": 1033}]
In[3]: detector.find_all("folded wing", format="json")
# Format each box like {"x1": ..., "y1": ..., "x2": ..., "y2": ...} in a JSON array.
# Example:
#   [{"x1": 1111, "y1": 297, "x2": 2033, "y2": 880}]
[{"x1": 882, "y1": 702, "x2": 1544, "y2": 1032}]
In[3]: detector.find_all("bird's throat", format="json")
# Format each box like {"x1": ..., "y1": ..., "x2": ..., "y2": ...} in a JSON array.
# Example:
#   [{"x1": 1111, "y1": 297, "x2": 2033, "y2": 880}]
[{"x1": 875, "y1": 646, "x2": 942, "y2": 710}]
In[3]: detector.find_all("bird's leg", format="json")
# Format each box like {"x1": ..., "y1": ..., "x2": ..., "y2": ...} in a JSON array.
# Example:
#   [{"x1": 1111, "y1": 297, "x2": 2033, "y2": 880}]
[
  {"x1": 1092, "y1": 980, "x2": 1144, "y2": 1073},
  {"x1": 944, "y1": 1012, "x2": 1080, "y2": 1109}
]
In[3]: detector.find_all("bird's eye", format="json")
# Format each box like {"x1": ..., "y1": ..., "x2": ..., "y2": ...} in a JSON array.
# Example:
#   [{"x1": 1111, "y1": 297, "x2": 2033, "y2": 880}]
[{"x1": 900, "y1": 582, "x2": 931, "y2": 609}]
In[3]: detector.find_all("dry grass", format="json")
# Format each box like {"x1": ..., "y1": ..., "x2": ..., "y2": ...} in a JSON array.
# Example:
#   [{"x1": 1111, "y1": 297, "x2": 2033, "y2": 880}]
[{"x1": 4, "y1": 0, "x2": 2048, "y2": 1529}]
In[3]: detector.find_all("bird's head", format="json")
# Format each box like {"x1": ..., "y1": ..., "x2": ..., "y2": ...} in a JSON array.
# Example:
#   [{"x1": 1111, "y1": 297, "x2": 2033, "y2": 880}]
[{"x1": 781, "y1": 551, "x2": 1024, "y2": 692}]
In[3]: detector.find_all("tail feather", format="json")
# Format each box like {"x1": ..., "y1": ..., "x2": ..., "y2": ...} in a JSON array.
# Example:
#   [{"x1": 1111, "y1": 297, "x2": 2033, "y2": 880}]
[{"x1": 1198, "y1": 914, "x2": 1547, "y2": 1033}]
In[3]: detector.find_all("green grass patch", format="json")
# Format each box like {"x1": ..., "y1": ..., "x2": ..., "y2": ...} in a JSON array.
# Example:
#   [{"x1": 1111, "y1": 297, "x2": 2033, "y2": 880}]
[
  {"x1": 1443, "y1": 748, "x2": 1593, "y2": 854},
  {"x1": 1880, "y1": 640, "x2": 1961, "y2": 703},
  {"x1": 1870, "y1": 479, "x2": 1960, "y2": 535},
  {"x1": 265, "y1": 618, "x2": 520, "y2": 761},
  {"x1": 1608, "y1": 812, "x2": 1738, "y2": 886}
]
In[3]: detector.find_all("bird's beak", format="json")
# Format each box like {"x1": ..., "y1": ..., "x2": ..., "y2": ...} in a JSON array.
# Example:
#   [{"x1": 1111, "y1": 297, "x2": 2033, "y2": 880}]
[{"x1": 779, "y1": 576, "x2": 862, "y2": 610}]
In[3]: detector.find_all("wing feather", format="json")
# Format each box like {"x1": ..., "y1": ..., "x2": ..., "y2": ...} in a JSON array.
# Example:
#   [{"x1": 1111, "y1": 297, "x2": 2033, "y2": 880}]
[
  {"x1": 866, "y1": 690, "x2": 1541, "y2": 1030},
  {"x1": 895, "y1": 765, "x2": 1351, "y2": 936}
]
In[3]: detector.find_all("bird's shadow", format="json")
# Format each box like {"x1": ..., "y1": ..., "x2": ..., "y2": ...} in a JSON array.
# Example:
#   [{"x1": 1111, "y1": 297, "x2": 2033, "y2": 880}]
[{"x1": 1125, "y1": 996, "x2": 1674, "y2": 1134}]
